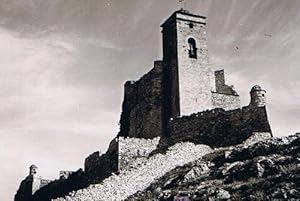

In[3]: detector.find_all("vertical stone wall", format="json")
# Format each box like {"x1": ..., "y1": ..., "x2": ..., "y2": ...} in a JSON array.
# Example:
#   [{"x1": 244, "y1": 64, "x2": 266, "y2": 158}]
[
  {"x1": 212, "y1": 70, "x2": 241, "y2": 110},
  {"x1": 214, "y1": 70, "x2": 238, "y2": 95},
  {"x1": 118, "y1": 137, "x2": 160, "y2": 171},
  {"x1": 15, "y1": 175, "x2": 34, "y2": 201},
  {"x1": 175, "y1": 12, "x2": 215, "y2": 115},
  {"x1": 168, "y1": 106, "x2": 272, "y2": 148},
  {"x1": 118, "y1": 61, "x2": 164, "y2": 139},
  {"x1": 211, "y1": 93, "x2": 240, "y2": 111},
  {"x1": 215, "y1": 70, "x2": 225, "y2": 91},
  {"x1": 31, "y1": 169, "x2": 85, "y2": 201},
  {"x1": 32, "y1": 175, "x2": 42, "y2": 194},
  {"x1": 84, "y1": 138, "x2": 118, "y2": 184},
  {"x1": 161, "y1": 17, "x2": 180, "y2": 120}
]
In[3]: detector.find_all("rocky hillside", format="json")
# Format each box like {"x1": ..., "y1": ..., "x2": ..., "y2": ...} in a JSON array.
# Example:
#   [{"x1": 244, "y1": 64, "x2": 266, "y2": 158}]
[
  {"x1": 52, "y1": 133, "x2": 299, "y2": 201},
  {"x1": 128, "y1": 133, "x2": 300, "y2": 201}
]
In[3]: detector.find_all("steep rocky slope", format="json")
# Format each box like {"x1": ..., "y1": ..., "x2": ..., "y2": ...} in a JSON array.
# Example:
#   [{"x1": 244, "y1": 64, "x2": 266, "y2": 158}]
[{"x1": 128, "y1": 133, "x2": 300, "y2": 200}]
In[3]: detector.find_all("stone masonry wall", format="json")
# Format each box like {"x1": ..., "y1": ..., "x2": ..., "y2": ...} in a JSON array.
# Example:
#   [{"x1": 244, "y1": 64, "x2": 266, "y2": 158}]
[
  {"x1": 175, "y1": 13, "x2": 216, "y2": 115},
  {"x1": 118, "y1": 61, "x2": 164, "y2": 139},
  {"x1": 31, "y1": 169, "x2": 85, "y2": 201},
  {"x1": 84, "y1": 138, "x2": 118, "y2": 184},
  {"x1": 118, "y1": 137, "x2": 160, "y2": 171},
  {"x1": 212, "y1": 70, "x2": 240, "y2": 110},
  {"x1": 212, "y1": 92, "x2": 240, "y2": 111},
  {"x1": 168, "y1": 106, "x2": 272, "y2": 148},
  {"x1": 15, "y1": 175, "x2": 34, "y2": 201},
  {"x1": 214, "y1": 70, "x2": 237, "y2": 95}
]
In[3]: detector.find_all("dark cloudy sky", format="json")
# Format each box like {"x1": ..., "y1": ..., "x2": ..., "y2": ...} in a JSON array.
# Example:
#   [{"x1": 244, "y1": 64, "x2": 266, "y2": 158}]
[{"x1": 1, "y1": 0, "x2": 300, "y2": 200}]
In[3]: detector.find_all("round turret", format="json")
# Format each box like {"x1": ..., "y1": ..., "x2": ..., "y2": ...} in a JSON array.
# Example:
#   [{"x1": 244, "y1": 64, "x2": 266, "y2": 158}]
[
  {"x1": 29, "y1": 164, "x2": 38, "y2": 175},
  {"x1": 250, "y1": 85, "x2": 266, "y2": 107}
]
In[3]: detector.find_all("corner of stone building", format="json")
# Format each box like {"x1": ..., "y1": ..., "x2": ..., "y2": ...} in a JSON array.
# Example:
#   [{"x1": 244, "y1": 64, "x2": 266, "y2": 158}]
[{"x1": 118, "y1": 61, "x2": 165, "y2": 139}]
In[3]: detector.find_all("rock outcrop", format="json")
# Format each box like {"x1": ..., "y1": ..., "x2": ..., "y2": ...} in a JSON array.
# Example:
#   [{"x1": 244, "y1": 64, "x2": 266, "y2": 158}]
[{"x1": 127, "y1": 133, "x2": 300, "y2": 201}]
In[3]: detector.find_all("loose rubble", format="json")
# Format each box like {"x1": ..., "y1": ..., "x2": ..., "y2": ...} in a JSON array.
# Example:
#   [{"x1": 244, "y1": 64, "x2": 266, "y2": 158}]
[{"x1": 53, "y1": 142, "x2": 212, "y2": 201}]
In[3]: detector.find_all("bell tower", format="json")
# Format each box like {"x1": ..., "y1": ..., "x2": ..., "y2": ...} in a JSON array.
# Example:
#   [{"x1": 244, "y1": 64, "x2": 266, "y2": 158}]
[{"x1": 161, "y1": 9, "x2": 215, "y2": 118}]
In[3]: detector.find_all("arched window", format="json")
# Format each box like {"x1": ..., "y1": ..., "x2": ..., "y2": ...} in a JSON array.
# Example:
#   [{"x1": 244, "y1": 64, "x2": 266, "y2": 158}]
[{"x1": 188, "y1": 38, "x2": 197, "y2": 59}]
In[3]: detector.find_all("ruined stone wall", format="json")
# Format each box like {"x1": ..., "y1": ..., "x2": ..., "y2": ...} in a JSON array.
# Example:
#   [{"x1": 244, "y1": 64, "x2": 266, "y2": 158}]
[
  {"x1": 59, "y1": 171, "x2": 74, "y2": 179},
  {"x1": 84, "y1": 138, "x2": 118, "y2": 184},
  {"x1": 214, "y1": 70, "x2": 237, "y2": 95},
  {"x1": 168, "y1": 106, "x2": 272, "y2": 148},
  {"x1": 211, "y1": 92, "x2": 240, "y2": 111},
  {"x1": 212, "y1": 70, "x2": 240, "y2": 110},
  {"x1": 15, "y1": 176, "x2": 34, "y2": 201},
  {"x1": 118, "y1": 61, "x2": 164, "y2": 139},
  {"x1": 31, "y1": 169, "x2": 86, "y2": 201},
  {"x1": 118, "y1": 137, "x2": 160, "y2": 171}
]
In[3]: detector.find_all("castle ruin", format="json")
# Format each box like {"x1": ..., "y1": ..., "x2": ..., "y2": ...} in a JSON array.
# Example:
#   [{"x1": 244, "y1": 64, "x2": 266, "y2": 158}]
[{"x1": 15, "y1": 9, "x2": 272, "y2": 201}]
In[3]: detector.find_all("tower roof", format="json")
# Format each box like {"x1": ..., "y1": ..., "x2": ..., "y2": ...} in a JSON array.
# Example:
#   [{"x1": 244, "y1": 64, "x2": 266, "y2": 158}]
[
  {"x1": 30, "y1": 164, "x2": 38, "y2": 169},
  {"x1": 161, "y1": 9, "x2": 206, "y2": 28},
  {"x1": 250, "y1": 85, "x2": 266, "y2": 92}
]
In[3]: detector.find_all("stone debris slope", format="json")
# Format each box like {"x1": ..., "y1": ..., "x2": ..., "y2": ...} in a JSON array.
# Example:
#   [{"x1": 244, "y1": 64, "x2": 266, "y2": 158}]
[
  {"x1": 53, "y1": 142, "x2": 212, "y2": 201},
  {"x1": 127, "y1": 133, "x2": 300, "y2": 201}
]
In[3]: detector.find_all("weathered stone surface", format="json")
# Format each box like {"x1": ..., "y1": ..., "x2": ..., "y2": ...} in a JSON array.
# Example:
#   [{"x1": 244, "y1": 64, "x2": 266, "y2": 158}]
[
  {"x1": 168, "y1": 106, "x2": 272, "y2": 148},
  {"x1": 118, "y1": 61, "x2": 165, "y2": 139},
  {"x1": 118, "y1": 137, "x2": 160, "y2": 171},
  {"x1": 212, "y1": 92, "x2": 240, "y2": 111},
  {"x1": 84, "y1": 138, "x2": 118, "y2": 184}
]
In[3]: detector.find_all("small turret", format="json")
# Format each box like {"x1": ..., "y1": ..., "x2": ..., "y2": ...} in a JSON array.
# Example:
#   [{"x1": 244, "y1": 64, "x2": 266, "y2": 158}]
[
  {"x1": 250, "y1": 85, "x2": 266, "y2": 107},
  {"x1": 29, "y1": 164, "x2": 38, "y2": 175}
]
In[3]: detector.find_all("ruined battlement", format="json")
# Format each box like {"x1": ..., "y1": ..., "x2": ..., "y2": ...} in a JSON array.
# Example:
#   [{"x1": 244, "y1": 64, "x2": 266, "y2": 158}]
[{"x1": 118, "y1": 61, "x2": 164, "y2": 139}]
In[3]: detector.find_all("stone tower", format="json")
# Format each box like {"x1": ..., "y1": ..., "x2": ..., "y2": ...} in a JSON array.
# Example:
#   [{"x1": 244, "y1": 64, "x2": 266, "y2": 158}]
[
  {"x1": 161, "y1": 9, "x2": 216, "y2": 117},
  {"x1": 119, "y1": 9, "x2": 240, "y2": 139}
]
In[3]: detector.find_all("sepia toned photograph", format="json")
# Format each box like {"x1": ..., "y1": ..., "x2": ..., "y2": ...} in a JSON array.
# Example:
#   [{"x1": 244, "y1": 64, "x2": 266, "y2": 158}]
[{"x1": 0, "y1": 0, "x2": 299, "y2": 200}]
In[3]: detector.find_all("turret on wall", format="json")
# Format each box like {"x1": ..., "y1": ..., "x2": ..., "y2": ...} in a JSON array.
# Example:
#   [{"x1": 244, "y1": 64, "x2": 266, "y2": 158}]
[
  {"x1": 14, "y1": 165, "x2": 44, "y2": 201},
  {"x1": 250, "y1": 85, "x2": 266, "y2": 107}
]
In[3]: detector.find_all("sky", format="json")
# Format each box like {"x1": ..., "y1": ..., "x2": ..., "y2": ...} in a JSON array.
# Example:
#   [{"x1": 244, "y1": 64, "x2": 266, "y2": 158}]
[{"x1": 0, "y1": 0, "x2": 300, "y2": 200}]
